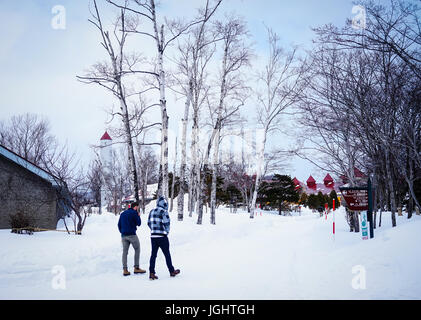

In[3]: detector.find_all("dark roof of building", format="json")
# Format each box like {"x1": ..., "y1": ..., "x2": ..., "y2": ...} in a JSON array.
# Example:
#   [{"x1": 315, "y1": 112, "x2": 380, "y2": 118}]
[{"x1": 0, "y1": 144, "x2": 62, "y2": 187}]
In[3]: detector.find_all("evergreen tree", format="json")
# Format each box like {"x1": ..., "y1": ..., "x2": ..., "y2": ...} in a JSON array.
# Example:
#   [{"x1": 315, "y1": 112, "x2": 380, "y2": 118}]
[
  {"x1": 307, "y1": 194, "x2": 319, "y2": 210},
  {"x1": 262, "y1": 174, "x2": 299, "y2": 215},
  {"x1": 203, "y1": 170, "x2": 225, "y2": 207},
  {"x1": 299, "y1": 192, "x2": 308, "y2": 207},
  {"x1": 224, "y1": 184, "x2": 243, "y2": 206},
  {"x1": 317, "y1": 191, "x2": 327, "y2": 211}
]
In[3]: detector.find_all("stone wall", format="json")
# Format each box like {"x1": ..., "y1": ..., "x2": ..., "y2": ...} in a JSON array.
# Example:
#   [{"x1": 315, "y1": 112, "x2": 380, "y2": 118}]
[{"x1": 0, "y1": 156, "x2": 58, "y2": 230}]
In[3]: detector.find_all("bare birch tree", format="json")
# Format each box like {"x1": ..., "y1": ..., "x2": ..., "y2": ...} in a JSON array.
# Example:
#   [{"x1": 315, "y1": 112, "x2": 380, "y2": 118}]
[
  {"x1": 169, "y1": 136, "x2": 177, "y2": 212},
  {"x1": 136, "y1": 143, "x2": 159, "y2": 214},
  {"x1": 249, "y1": 29, "x2": 303, "y2": 219},
  {"x1": 77, "y1": 0, "x2": 146, "y2": 203},
  {"x1": 206, "y1": 16, "x2": 251, "y2": 224},
  {"x1": 105, "y1": 0, "x2": 221, "y2": 201},
  {"x1": 172, "y1": 0, "x2": 223, "y2": 221}
]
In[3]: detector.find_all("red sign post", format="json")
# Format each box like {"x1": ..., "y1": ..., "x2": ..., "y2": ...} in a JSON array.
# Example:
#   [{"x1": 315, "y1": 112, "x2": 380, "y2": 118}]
[
  {"x1": 333, "y1": 199, "x2": 335, "y2": 239},
  {"x1": 325, "y1": 203, "x2": 328, "y2": 220}
]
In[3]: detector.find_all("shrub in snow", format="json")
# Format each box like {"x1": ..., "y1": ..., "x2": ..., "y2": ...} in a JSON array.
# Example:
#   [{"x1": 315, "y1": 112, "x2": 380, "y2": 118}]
[{"x1": 9, "y1": 210, "x2": 35, "y2": 234}]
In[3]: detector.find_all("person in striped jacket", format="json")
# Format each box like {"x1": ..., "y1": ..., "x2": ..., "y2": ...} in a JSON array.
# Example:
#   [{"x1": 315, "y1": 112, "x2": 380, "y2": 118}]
[{"x1": 147, "y1": 196, "x2": 180, "y2": 280}]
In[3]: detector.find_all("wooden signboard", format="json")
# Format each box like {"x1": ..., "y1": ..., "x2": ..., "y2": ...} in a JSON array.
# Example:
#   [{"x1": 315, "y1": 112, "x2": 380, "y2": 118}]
[
  {"x1": 339, "y1": 178, "x2": 374, "y2": 239},
  {"x1": 340, "y1": 189, "x2": 368, "y2": 211}
]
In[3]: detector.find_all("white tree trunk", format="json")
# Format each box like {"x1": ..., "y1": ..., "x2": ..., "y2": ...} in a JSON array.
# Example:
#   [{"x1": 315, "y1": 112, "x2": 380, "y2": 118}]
[
  {"x1": 142, "y1": 166, "x2": 149, "y2": 215},
  {"x1": 207, "y1": 32, "x2": 230, "y2": 224},
  {"x1": 196, "y1": 139, "x2": 206, "y2": 224},
  {"x1": 385, "y1": 148, "x2": 397, "y2": 227},
  {"x1": 158, "y1": 48, "x2": 169, "y2": 200},
  {"x1": 119, "y1": 96, "x2": 140, "y2": 204},
  {"x1": 345, "y1": 134, "x2": 356, "y2": 186},
  {"x1": 210, "y1": 129, "x2": 220, "y2": 224},
  {"x1": 250, "y1": 127, "x2": 267, "y2": 218},
  {"x1": 177, "y1": 80, "x2": 192, "y2": 220},
  {"x1": 406, "y1": 159, "x2": 421, "y2": 214},
  {"x1": 188, "y1": 113, "x2": 199, "y2": 217},
  {"x1": 150, "y1": 0, "x2": 169, "y2": 200},
  {"x1": 170, "y1": 137, "x2": 178, "y2": 212},
  {"x1": 197, "y1": 120, "x2": 221, "y2": 224}
]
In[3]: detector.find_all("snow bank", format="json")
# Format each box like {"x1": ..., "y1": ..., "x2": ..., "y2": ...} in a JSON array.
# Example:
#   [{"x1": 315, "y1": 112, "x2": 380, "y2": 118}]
[{"x1": 0, "y1": 202, "x2": 420, "y2": 300}]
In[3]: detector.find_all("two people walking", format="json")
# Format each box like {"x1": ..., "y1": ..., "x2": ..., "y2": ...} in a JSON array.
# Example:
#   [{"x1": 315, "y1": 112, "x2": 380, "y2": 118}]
[{"x1": 117, "y1": 196, "x2": 180, "y2": 280}]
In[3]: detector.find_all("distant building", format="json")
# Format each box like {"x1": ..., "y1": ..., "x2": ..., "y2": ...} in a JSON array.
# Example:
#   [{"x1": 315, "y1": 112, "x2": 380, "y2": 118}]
[
  {"x1": 293, "y1": 174, "x2": 343, "y2": 195},
  {"x1": 323, "y1": 173, "x2": 334, "y2": 188},
  {"x1": 293, "y1": 168, "x2": 366, "y2": 196},
  {"x1": 339, "y1": 168, "x2": 367, "y2": 184},
  {"x1": 306, "y1": 175, "x2": 317, "y2": 190},
  {"x1": 99, "y1": 131, "x2": 113, "y2": 214},
  {"x1": 0, "y1": 144, "x2": 71, "y2": 230}
]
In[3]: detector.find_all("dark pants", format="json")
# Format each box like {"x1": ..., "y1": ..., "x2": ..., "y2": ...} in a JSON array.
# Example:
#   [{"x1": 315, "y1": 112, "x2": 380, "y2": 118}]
[{"x1": 149, "y1": 236, "x2": 175, "y2": 274}]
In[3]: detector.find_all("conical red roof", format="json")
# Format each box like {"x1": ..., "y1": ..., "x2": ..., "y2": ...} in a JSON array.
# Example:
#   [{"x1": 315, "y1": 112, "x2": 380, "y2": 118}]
[
  {"x1": 307, "y1": 175, "x2": 316, "y2": 183},
  {"x1": 292, "y1": 177, "x2": 302, "y2": 190},
  {"x1": 354, "y1": 167, "x2": 366, "y2": 178},
  {"x1": 307, "y1": 175, "x2": 316, "y2": 189},
  {"x1": 340, "y1": 167, "x2": 367, "y2": 182},
  {"x1": 324, "y1": 173, "x2": 334, "y2": 188},
  {"x1": 100, "y1": 131, "x2": 112, "y2": 141},
  {"x1": 323, "y1": 173, "x2": 333, "y2": 182}
]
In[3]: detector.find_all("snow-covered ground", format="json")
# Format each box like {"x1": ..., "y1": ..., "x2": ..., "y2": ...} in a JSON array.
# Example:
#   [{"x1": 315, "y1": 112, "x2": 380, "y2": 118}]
[{"x1": 1, "y1": 201, "x2": 420, "y2": 300}]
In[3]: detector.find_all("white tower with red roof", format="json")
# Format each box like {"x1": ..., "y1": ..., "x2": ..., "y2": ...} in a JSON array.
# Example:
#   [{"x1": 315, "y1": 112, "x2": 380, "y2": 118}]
[{"x1": 100, "y1": 131, "x2": 113, "y2": 213}]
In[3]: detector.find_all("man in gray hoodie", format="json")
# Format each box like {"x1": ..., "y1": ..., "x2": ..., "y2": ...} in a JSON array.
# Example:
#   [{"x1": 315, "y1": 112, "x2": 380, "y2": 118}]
[{"x1": 147, "y1": 196, "x2": 180, "y2": 280}]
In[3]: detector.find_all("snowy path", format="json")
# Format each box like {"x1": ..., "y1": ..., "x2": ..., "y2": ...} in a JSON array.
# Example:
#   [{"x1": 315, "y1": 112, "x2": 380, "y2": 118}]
[{"x1": 1, "y1": 205, "x2": 420, "y2": 300}]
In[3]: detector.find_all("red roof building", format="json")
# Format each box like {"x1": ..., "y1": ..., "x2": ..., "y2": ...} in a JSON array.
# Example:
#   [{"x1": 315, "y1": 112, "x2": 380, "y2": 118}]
[
  {"x1": 293, "y1": 177, "x2": 302, "y2": 191},
  {"x1": 100, "y1": 131, "x2": 112, "y2": 141},
  {"x1": 306, "y1": 175, "x2": 317, "y2": 189},
  {"x1": 323, "y1": 173, "x2": 334, "y2": 188},
  {"x1": 340, "y1": 168, "x2": 367, "y2": 184},
  {"x1": 293, "y1": 174, "x2": 344, "y2": 196}
]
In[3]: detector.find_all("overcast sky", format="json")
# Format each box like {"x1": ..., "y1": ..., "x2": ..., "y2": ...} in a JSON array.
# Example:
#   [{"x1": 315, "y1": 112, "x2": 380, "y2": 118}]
[{"x1": 0, "y1": 0, "x2": 355, "y2": 183}]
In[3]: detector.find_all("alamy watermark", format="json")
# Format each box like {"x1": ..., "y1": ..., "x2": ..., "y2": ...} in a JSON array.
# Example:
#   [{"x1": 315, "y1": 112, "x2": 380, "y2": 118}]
[
  {"x1": 351, "y1": 5, "x2": 366, "y2": 30},
  {"x1": 351, "y1": 264, "x2": 366, "y2": 290},
  {"x1": 51, "y1": 265, "x2": 66, "y2": 290},
  {"x1": 51, "y1": 5, "x2": 66, "y2": 30}
]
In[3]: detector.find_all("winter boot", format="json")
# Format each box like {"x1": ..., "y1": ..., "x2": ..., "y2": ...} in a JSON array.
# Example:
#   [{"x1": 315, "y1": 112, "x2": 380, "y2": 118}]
[
  {"x1": 170, "y1": 269, "x2": 180, "y2": 277},
  {"x1": 134, "y1": 267, "x2": 146, "y2": 274},
  {"x1": 123, "y1": 268, "x2": 131, "y2": 276},
  {"x1": 149, "y1": 273, "x2": 158, "y2": 280}
]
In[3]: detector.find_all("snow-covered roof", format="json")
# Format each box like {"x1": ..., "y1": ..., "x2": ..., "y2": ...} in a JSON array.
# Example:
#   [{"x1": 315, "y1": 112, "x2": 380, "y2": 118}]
[{"x1": 0, "y1": 144, "x2": 61, "y2": 187}]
